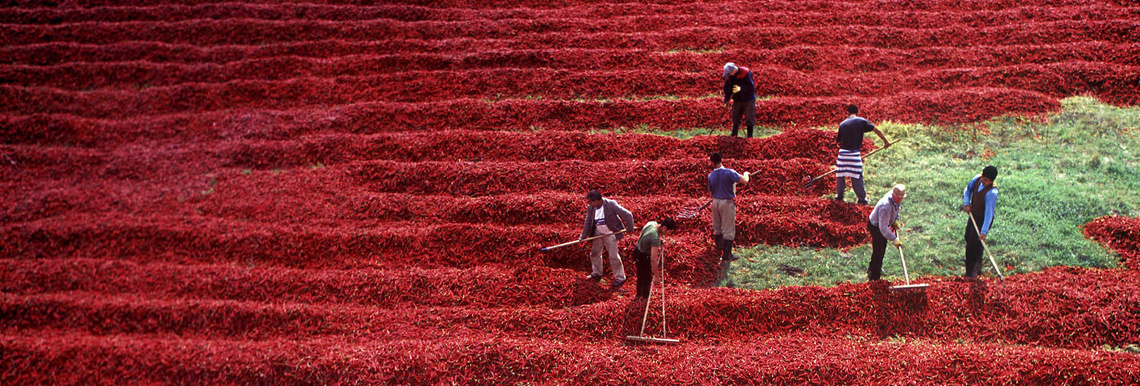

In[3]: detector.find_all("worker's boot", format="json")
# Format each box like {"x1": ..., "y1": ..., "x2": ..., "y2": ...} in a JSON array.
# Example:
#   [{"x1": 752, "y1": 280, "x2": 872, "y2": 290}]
[
  {"x1": 963, "y1": 260, "x2": 978, "y2": 279},
  {"x1": 730, "y1": 126, "x2": 739, "y2": 137},
  {"x1": 746, "y1": 125, "x2": 754, "y2": 138},
  {"x1": 714, "y1": 234, "x2": 724, "y2": 251},
  {"x1": 721, "y1": 239, "x2": 738, "y2": 261}
]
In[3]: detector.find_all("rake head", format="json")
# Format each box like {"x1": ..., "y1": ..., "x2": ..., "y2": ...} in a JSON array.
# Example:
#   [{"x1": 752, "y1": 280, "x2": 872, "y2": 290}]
[
  {"x1": 625, "y1": 335, "x2": 680, "y2": 344},
  {"x1": 800, "y1": 175, "x2": 816, "y2": 189},
  {"x1": 889, "y1": 283, "x2": 930, "y2": 292},
  {"x1": 677, "y1": 207, "x2": 701, "y2": 219}
]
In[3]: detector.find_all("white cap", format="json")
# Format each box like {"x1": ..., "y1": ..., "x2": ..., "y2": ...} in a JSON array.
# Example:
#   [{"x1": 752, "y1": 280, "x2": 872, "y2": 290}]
[{"x1": 892, "y1": 184, "x2": 907, "y2": 199}]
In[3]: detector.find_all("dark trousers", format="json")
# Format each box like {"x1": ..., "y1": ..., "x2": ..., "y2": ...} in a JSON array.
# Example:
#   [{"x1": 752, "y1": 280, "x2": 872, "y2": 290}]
[
  {"x1": 836, "y1": 176, "x2": 867, "y2": 204},
  {"x1": 867, "y1": 221, "x2": 887, "y2": 280},
  {"x1": 730, "y1": 99, "x2": 757, "y2": 137},
  {"x1": 964, "y1": 218, "x2": 985, "y2": 277},
  {"x1": 633, "y1": 248, "x2": 652, "y2": 298}
]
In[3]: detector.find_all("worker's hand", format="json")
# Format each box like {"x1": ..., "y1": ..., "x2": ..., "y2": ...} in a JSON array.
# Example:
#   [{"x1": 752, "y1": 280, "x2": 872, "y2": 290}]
[
  {"x1": 893, "y1": 240, "x2": 903, "y2": 248},
  {"x1": 885, "y1": 141, "x2": 893, "y2": 148},
  {"x1": 963, "y1": 204, "x2": 971, "y2": 213},
  {"x1": 732, "y1": 85, "x2": 741, "y2": 94},
  {"x1": 979, "y1": 234, "x2": 987, "y2": 243}
]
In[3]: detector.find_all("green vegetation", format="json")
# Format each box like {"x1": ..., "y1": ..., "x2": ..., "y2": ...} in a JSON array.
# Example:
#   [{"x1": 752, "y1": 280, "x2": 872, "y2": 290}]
[{"x1": 723, "y1": 97, "x2": 1140, "y2": 289}]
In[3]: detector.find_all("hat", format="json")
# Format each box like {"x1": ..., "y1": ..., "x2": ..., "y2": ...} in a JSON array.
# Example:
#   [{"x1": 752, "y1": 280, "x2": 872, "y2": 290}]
[
  {"x1": 723, "y1": 62, "x2": 737, "y2": 78},
  {"x1": 982, "y1": 165, "x2": 998, "y2": 180},
  {"x1": 892, "y1": 184, "x2": 907, "y2": 199}
]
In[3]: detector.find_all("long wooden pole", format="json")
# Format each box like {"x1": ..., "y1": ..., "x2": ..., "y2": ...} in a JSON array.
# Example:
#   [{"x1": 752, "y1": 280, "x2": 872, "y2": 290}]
[
  {"x1": 539, "y1": 229, "x2": 627, "y2": 252},
  {"x1": 969, "y1": 215, "x2": 1005, "y2": 282}
]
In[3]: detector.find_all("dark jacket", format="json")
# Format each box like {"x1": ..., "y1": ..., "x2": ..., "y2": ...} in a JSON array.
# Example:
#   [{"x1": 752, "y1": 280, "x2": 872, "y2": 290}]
[
  {"x1": 580, "y1": 198, "x2": 636, "y2": 241},
  {"x1": 723, "y1": 67, "x2": 757, "y2": 103}
]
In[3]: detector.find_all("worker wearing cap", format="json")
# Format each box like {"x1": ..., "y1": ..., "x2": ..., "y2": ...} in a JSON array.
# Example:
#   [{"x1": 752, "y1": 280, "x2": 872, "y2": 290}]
[
  {"x1": 963, "y1": 166, "x2": 999, "y2": 278},
  {"x1": 708, "y1": 152, "x2": 750, "y2": 261},
  {"x1": 722, "y1": 62, "x2": 757, "y2": 138},
  {"x1": 867, "y1": 185, "x2": 907, "y2": 280},
  {"x1": 836, "y1": 104, "x2": 891, "y2": 205},
  {"x1": 579, "y1": 189, "x2": 637, "y2": 288}
]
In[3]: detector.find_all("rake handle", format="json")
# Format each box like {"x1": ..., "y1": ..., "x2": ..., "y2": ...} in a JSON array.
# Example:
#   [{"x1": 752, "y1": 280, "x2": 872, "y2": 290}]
[
  {"x1": 896, "y1": 244, "x2": 912, "y2": 285},
  {"x1": 686, "y1": 169, "x2": 759, "y2": 215},
  {"x1": 969, "y1": 215, "x2": 1005, "y2": 282},
  {"x1": 539, "y1": 229, "x2": 627, "y2": 252},
  {"x1": 805, "y1": 139, "x2": 903, "y2": 186}
]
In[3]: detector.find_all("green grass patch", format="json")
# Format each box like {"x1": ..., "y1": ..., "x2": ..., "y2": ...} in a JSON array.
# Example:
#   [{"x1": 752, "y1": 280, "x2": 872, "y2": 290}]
[{"x1": 724, "y1": 96, "x2": 1140, "y2": 289}]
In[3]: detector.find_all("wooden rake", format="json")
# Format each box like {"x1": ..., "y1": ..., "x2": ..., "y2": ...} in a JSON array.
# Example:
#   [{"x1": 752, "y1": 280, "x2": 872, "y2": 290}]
[
  {"x1": 677, "y1": 170, "x2": 759, "y2": 219},
  {"x1": 888, "y1": 233, "x2": 929, "y2": 292},
  {"x1": 801, "y1": 139, "x2": 903, "y2": 189},
  {"x1": 538, "y1": 229, "x2": 627, "y2": 252},
  {"x1": 625, "y1": 247, "x2": 679, "y2": 345},
  {"x1": 969, "y1": 215, "x2": 1005, "y2": 283}
]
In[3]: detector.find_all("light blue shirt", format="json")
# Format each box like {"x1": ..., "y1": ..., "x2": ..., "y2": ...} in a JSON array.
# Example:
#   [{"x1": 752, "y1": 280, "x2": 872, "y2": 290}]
[
  {"x1": 708, "y1": 167, "x2": 741, "y2": 199},
  {"x1": 963, "y1": 175, "x2": 999, "y2": 234},
  {"x1": 869, "y1": 191, "x2": 901, "y2": 241}
]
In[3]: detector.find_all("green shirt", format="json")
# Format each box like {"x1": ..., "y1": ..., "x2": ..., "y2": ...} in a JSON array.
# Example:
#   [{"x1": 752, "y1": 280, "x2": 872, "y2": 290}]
[{"x1": 637, "y1": 222, "x2": 661, "y2": 254}]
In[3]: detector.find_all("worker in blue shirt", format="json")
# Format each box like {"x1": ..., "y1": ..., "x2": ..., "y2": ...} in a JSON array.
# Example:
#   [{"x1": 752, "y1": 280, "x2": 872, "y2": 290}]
[
  {"x1": 962, "y1": 165, "x2": 999, "y2": 278},
  {"x1": 708, "y1": 152, "x2": 750, "y2": 261}
]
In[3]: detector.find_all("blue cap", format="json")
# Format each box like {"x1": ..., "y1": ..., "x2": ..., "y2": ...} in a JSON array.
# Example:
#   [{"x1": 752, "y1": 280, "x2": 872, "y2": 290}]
[{"x1": 723, "y1": 62, "x2": 737, "y2": 78}]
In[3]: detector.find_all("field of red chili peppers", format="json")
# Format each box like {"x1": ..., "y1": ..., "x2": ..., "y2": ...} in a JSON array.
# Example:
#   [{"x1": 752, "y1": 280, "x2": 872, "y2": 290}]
[{"x1": 3, "y1": 0, "x2": 1140, "y2": 383}]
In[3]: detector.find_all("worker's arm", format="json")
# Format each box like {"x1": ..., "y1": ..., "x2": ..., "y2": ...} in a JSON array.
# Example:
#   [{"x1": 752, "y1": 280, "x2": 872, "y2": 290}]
[
  {"x1": 962, "y1": 176, "x2": 977, "y2": 212},
  {"x1": 980, "y1": 189, "x2": 998, "y2": 238},
  {"x1": 871, "y1": 128, "x2": 891, "y2": 148},
  {"x1": 650, "y1": 245, "x2": 663, "y2": 284},
  {"x1": 737, "y1": 171, "x2": 750, "y2": 186},
  {"x1": 876, "y1": 209, "x2": 897, "y2": 241},
  {"x1": 723, "y1": 78, "x2": 733, "y2": 106},
  {"x1": 611, "y1": 201, "x2": 637, "y2": 233},
  {"x1": 579, "y1": 208, "x2": 592, "y2": 241}
]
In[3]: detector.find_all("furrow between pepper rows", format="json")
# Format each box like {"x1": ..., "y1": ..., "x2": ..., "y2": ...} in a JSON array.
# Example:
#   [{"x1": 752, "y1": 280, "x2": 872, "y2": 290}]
[
  {"x1": 0, "y1": 259, "x2": 613, "y2": 309},
  {"x1": 18, "y1": 0, "x2": 1110, "y2": 9},
  {"x1": 2, "y1": 3, "x2": 1131, "y2": 25},
  {"x1": 348, "y1": 158, "x2": 830, "y2": 196},
  {"x1": 5, "y1": 41, "x2": 1138, "y2": 69},
  {"x1": 370, "y1": 0, "x2": 1120, "y2": 10},
  {"x1": 3, "y1": 267, "x2": 1139, "y2": 350},
  {"x1": 0, "y1": 127, "x2": 842, "y2": 172},
  {"x1": 5, "y1": 63, "x2": 1137, "y2": 101},
  {"x1": 0, "y1": 88, "x2": 1065, "y2": 126},
  {"x1": 217, "y1": 128, "x2": 841, "y2": 167},
  {"x1": 2, "y1": 19, "x2": 1137, "y2": 48},
  {"x1": 3, "y1": 330, "x2": 1138, "y2": 384},
  {"x1": 0, "y1": 90, "x2": 1049, "y2": 146},
  {"x1": 191, "y1": 191, "x2": 867, "y2": 231},
  {"x1": 0, "y1": 210, "x2": 865, "y2": 279}
]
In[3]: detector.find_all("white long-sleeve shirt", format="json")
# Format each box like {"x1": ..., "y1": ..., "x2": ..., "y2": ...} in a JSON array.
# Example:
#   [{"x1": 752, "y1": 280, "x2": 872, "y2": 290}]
[{"x1": 868, "y1": 191, "x2": 901, "y2": 240}]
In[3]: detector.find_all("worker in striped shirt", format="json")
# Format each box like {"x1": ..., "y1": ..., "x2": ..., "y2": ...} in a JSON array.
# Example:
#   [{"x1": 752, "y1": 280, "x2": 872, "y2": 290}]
[{"x1": 835, "y1": 104, "x2": 891, "y2": 205}]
